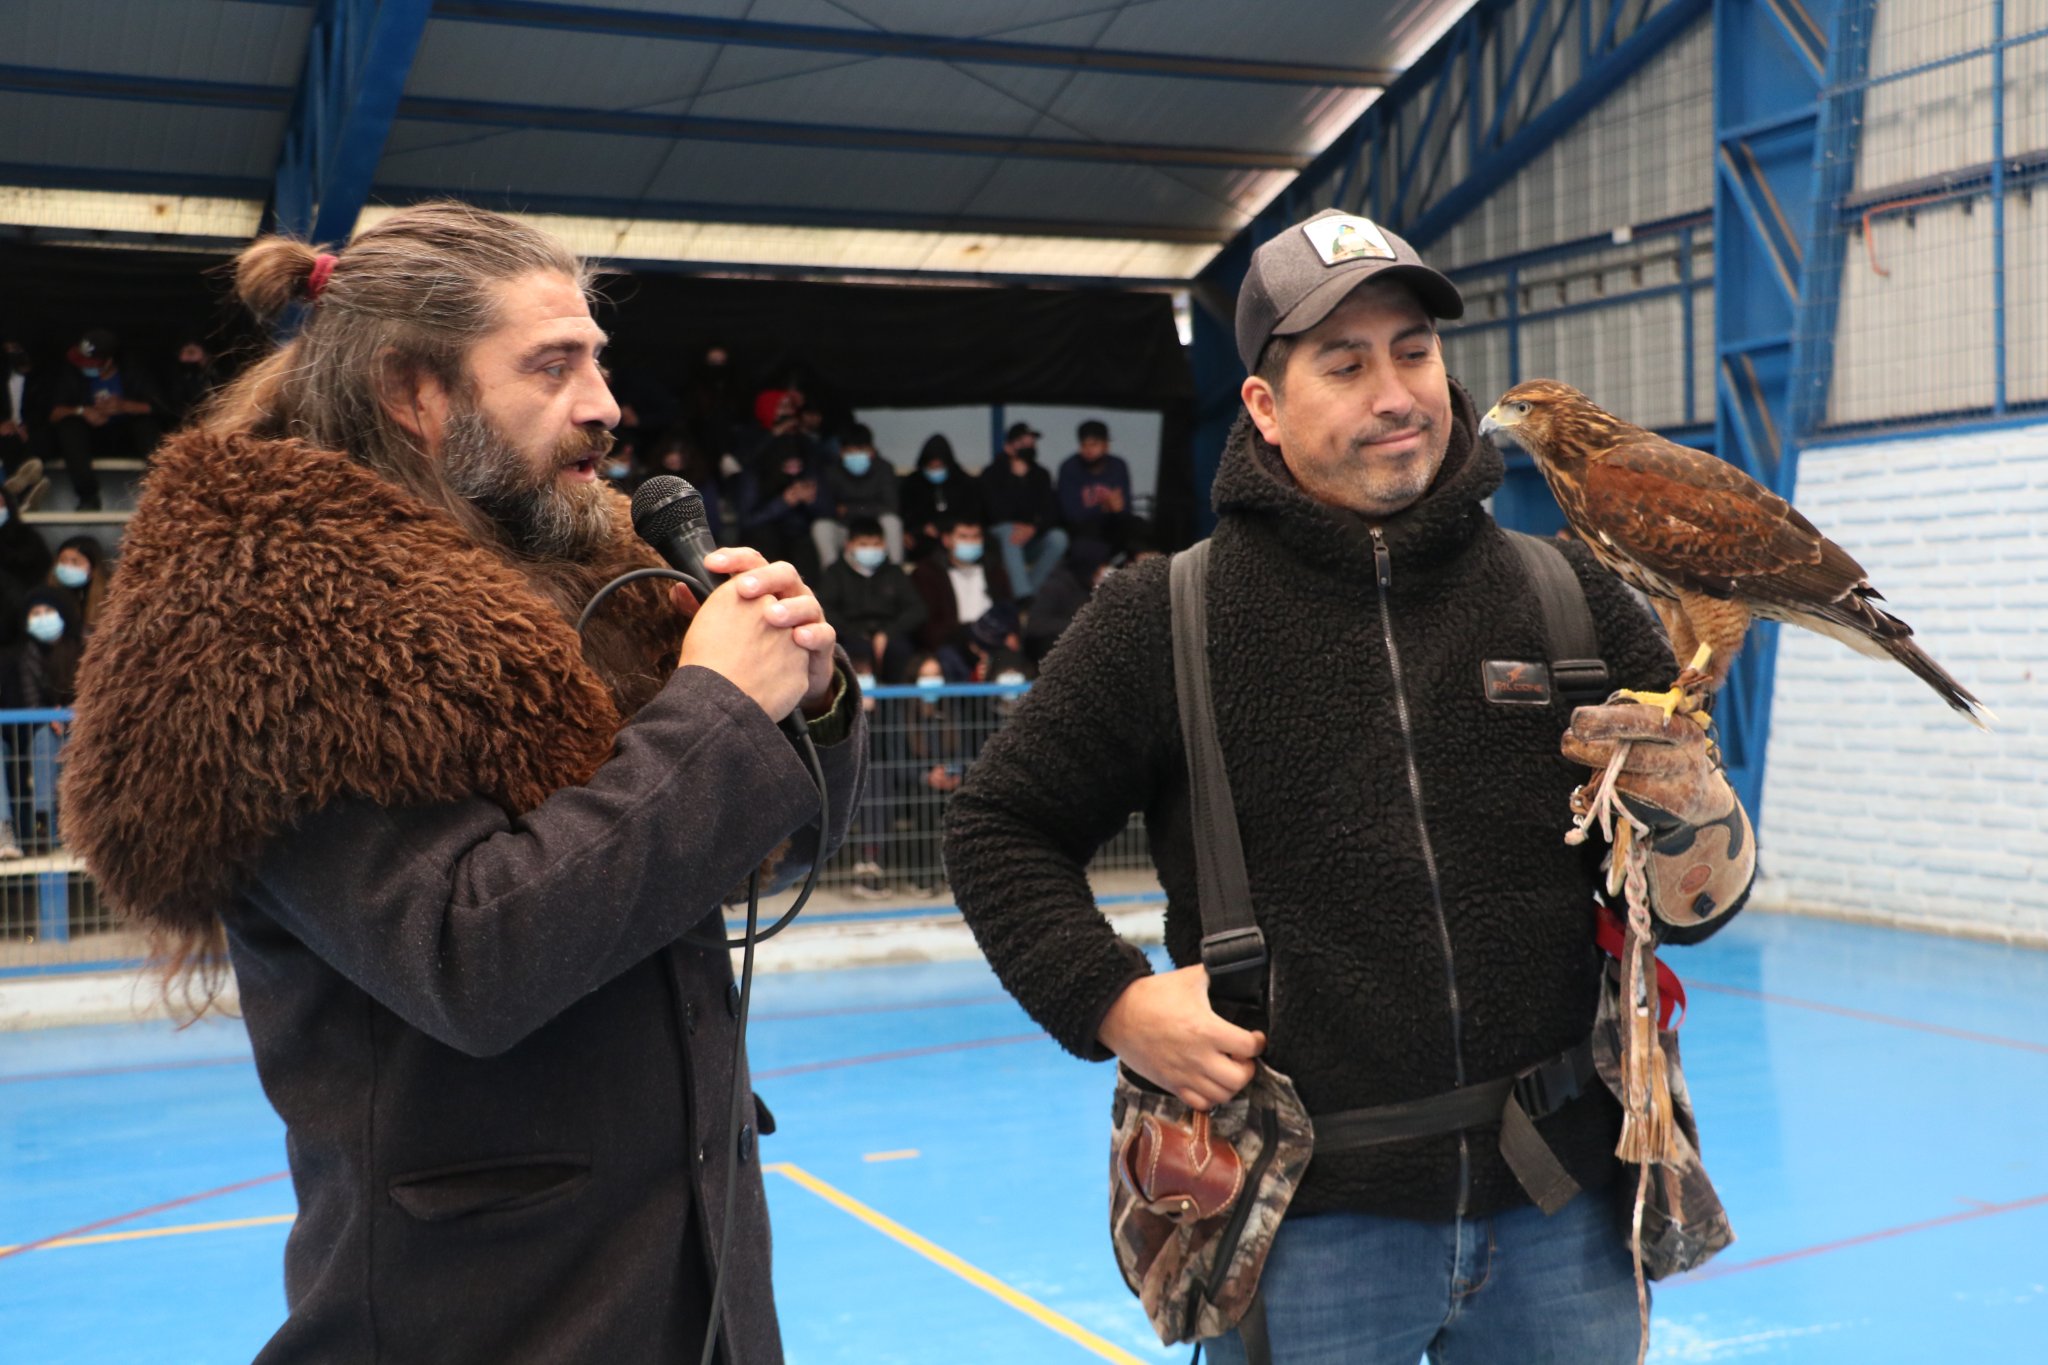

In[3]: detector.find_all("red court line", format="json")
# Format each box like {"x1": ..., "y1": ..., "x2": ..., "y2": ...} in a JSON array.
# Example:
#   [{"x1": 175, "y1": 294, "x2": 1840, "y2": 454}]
[
  {"x1": 750, "y1": 994, "x2": 1013, "y2": 1022},
  {"x1": 754, "y1": 1032, "x2": 1049, "y2": 1080},
  {"x1": 1676, "y1": 1190, "x2": 2048, "y2": 1283},
  {"x1": 0, "y1": 1171, "x2": 290, "y2": 1264},
  {"x1": 0, "y1": 1055, "x2": 254, "y2": 1085},
  {"x1": 1685, "y1": 980, "x2": 2048, "y2": 1056}
]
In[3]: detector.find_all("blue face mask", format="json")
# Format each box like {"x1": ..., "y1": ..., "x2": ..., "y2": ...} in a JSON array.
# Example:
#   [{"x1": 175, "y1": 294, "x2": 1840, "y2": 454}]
[
  {"x1": 842, "y1": 452, "x2": 873, "y2": 478},
  {"x1": 852, "y1": 546, "x2": 888, "y2": 571},
  {"x1": 79, "y1": 366, "x2": 100, "y2": 379},
  {"x1": 915, "y1": 674, "x2": 945, "y2": 690},
  {"x1": 55, "y1": 564, "x2": 90, "y2": 589},
  {"x1": 27, "y1": 612, "x2": 63, "y2": 644},
  {"x1": 603, "y1": 461, "x2": 630, "y2": 481},
  {"x1": 953, "y1": 540, "x2": 984, "y2": 564},
  {"x1": 922, "y1": 466, "x2": 947, "y2": 485}
]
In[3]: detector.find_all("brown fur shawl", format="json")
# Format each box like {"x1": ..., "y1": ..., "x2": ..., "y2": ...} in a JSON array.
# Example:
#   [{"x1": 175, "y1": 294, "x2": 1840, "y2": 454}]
[{"x1": 62, "y1": 429, "x2": 686, "y2": 940}]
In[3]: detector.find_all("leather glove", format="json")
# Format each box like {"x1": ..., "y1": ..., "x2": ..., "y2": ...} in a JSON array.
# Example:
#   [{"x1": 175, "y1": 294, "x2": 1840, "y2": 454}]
[
  {"x1": 1561, "y1": 702, "x2": 1753, "y2": 932},
  {"x1": 1561, "y1": 702, "x2": 1732, "y2": 834}
]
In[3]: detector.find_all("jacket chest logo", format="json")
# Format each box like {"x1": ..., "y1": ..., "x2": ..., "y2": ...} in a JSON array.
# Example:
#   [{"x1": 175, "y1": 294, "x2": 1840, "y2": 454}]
[{"x1": 1481, "y1": 660, "x2": 1553, "y2": 705}]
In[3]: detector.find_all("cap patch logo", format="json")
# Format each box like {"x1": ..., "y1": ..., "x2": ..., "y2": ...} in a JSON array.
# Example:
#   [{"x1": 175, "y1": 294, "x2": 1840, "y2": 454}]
[{"x1": 1303, "y1": 215, "x2": 1396, "y2": 266}]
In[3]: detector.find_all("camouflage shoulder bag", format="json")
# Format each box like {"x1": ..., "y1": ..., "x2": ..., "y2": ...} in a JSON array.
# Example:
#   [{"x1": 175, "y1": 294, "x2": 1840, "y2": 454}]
[{"x1": 1106, "y1": 541, "x2": 1312, "y2": 1365}]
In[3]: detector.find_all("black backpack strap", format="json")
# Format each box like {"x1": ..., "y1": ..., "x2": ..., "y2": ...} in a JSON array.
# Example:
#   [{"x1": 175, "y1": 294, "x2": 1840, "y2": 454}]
[
  {"x1": 1169, "y1": 542, "x2": 1266, "y2": 1016},
  {"x1": 1506, "y1": 531, "x2": 1611, "y2": 709}
]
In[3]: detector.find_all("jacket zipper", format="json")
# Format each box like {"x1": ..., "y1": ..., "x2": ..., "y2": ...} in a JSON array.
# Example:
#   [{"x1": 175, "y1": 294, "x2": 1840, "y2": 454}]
[{"x1": 1370, "y1": 526, "x2": 1471, "y2": 1218}]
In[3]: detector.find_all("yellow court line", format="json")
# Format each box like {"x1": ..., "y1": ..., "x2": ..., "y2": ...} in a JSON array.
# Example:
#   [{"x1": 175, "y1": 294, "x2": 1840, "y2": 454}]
[
  {"x1": 861, "y1": 1149, "x2": 922, "y2": 1163},
  {"x1": 766, "y1": 1162, "x2": 1145, "y2": 1365},
  {"x1": 0, "y1": 1213, "x2": 296, "y2": 1255}
]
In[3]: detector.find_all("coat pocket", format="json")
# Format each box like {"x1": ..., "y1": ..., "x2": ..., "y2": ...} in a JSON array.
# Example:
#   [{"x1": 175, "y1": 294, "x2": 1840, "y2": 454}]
[{"x1": 388, "y1": 1153, "x2": 591, "y2": 1223}]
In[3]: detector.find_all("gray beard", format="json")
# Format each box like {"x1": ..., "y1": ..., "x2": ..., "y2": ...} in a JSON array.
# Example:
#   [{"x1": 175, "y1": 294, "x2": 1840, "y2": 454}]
[{"x1": 441, "y1": 409, "x2": 613, "y2": 561}]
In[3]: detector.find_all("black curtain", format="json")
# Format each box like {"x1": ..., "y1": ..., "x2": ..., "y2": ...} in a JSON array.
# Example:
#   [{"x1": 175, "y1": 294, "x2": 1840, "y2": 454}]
[{"x1": 0, "y1": 243, "x2": 1200, "y2": 547}]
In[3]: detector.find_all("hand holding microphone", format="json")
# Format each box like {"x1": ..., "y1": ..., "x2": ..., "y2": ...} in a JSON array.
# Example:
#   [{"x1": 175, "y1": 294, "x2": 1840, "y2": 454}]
[{"x1": 634, "y1": 477, "x2": 837, "y2": 726}]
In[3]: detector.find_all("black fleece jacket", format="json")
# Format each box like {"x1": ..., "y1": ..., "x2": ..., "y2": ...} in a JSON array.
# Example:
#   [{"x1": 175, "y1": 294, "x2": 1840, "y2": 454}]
[{"x1": 945, "y1": 380, "x2": 1744, "y2": 1222}]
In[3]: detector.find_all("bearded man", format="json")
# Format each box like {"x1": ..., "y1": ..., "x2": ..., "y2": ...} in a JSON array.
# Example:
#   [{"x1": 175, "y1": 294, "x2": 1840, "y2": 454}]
[{"x1": 62, "y1": 202, "x2": 864, "y2": 1365}]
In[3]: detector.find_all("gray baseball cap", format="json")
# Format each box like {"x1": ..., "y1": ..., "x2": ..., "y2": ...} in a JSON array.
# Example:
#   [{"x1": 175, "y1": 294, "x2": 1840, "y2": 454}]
[{"x1": 1235, "y1": 209, "x2": 1463, "y2": 372}]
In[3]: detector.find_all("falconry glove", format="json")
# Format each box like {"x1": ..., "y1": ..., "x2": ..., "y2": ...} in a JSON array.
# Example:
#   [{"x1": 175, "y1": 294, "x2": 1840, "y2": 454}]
[{"x1": 1562, "y1": 702, "x2": 1755, "y2": 933}]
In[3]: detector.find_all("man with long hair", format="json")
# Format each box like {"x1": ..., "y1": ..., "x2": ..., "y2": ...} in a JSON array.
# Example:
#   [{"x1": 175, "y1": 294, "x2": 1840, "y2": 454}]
[{"x1": 62, "y1": 202, "x2": 865, "y2": 1364}]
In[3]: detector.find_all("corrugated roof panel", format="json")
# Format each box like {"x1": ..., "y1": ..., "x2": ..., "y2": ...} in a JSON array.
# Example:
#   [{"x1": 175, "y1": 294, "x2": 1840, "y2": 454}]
[
  {"x1": 407, "y1": 17, "x2": 723, "y2": 109},
  {"x1": 1091, "y1": 0, "x2": 1449, "y2": 67},
  {"x1": 1032, "y1": 72, "x2": 1370, "y2": 152},
  {"x1": 961, "y1": 159, "x2": 1247, "y2": 235},
  {"x1": 0, "y1": 91, "x2": 284, "y2": 180},
  {"x1": 377, "y1": 120, "x2": 680, "y2": 199},
  {"x1": 11, "y1": 0, "x2": 311, "y2": 87},
  {"x1": 684, "y1": 56, "x2": 1045, "y2": 139}
]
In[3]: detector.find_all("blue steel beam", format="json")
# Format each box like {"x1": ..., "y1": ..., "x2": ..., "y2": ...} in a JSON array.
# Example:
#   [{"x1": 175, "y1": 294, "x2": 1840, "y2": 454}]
[
  {"x1": 1786, "y1": 1, "x2": 1873, "y2": 438},
  {"x1": 1710, "y1": 0, "x2": 1845, "y2": 820},
  {"x1": 269, "y1": 0, "x2": 434, "y2": 243}
]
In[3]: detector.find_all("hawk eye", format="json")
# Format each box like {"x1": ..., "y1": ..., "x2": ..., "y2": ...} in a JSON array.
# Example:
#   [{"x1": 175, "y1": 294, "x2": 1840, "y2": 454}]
[{"x1": 1515, "y1": 401, "x2": 1531, "y2": 415}]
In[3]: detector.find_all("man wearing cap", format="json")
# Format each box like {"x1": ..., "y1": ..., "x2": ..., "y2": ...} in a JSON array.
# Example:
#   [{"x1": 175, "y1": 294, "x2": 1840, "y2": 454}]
[
  {"x1": 47, "y1": 328, "x2": 163, "y2": 510},
  {"x1": 947, "y1": 208, "x2": 1751, "y2": 1362},
  {"x1": 981, "y1": 420, "x2": 1068, "y2": 598}
]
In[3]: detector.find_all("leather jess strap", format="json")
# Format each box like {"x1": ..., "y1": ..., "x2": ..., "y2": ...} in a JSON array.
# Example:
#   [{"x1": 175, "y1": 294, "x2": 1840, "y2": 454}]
[{"x1": 1596, "y1": 903, "x2": 1687, "y2": 1029}]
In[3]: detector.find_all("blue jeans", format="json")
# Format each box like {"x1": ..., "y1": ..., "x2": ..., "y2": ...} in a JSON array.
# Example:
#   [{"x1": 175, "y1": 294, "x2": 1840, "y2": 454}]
[
  {"x1": 990, "y1": 522, "x2": 1068, "y2": 597},
  {"x1": 1202, "y1": 1185, "x2": 1641, "y2": 1365}
]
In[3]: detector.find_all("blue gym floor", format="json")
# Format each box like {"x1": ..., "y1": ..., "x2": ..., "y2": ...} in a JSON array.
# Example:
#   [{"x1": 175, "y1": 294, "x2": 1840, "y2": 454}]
[{"x1": 4, "y1": 912, "x2": 2046, "y2": 1363}]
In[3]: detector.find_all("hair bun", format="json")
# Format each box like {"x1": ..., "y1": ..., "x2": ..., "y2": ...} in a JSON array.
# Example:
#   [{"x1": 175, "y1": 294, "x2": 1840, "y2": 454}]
[{"x1": 233, "y1": 236, "x2": 325, "y2": 324}]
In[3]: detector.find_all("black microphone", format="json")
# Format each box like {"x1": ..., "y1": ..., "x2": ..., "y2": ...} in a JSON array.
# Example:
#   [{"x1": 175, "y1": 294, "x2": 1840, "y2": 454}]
[
  {"x1": 631, "y1": 475, "x2": 722, "y2": 601},
  {"x1": 632, "y1": 475, "x2": 811, "y2": 738}
]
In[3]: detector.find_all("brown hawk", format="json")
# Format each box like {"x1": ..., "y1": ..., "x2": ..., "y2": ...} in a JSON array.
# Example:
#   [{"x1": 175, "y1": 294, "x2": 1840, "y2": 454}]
[{"x1": 1479, "y1": 379, "x2": 1990, "y2": 728}]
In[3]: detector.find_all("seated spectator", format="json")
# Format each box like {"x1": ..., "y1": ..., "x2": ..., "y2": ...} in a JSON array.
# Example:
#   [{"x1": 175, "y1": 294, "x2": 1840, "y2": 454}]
[
  {"x1": 0, "y1": 481, "x2": 52, "y2": 602},
  {"x1": 812, "y1": 424, "x2": 904, "y2": 566},
  {"x1": 1022, "y1": 537, "x2": 1118, "y2": 663},
  {"x1": 799, "y1": 401, "x2": 840, "y2": 463},
  {"x1": 48, "y1": 329, "x2": 162, "y2": 510},
  {"x1": 957, "y1": 603, "x2": 1035, "y2": 686},
  {"x1": 818, "y1": 515, "x2": 926, "y2": 682},
  {"x1": 911, "y1": 517, "x2": 1012, "y2": 654},
  {"x1": 899, "y1": 434, "x2": 986, "y2": 560},
  {"x1": 732, "y1": 387, "x2": 802, "y2": 470},
  {"x1": 732, "y1": 432, "x2": 822, "y2": 579},
  {"x1": 3, "y1": 586, "x2": 82, "y2": 852},
  {"x1": 2, "y1": 338, "x2": 47, "y2": 475},
  {"x1": 1057, "y1": 418, "x2": 1134, "y2": 550},
  {"x1": 637, "y1": 431, "x2": 726, "y2": 540},
  {"x1": 981, "y1": 421, "x2": 1068, "y2": 599},
  {"x1": 48, "y1": 535, "x2": 109, "y2": 637},
  {"x1": 166, "y1": 340, "x2": 219, "y2": 429}
]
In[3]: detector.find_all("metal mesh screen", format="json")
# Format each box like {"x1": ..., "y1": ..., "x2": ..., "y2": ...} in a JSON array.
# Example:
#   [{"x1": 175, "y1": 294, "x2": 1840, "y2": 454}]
[{"x1": 1799, "y1": 0, "x2": 2048, "y2": 434}]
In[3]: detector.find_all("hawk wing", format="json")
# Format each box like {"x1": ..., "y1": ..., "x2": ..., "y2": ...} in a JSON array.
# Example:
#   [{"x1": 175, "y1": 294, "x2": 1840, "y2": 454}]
[{"x1": 1578, "y1": 436, "x2": 1876, "y2": 618}]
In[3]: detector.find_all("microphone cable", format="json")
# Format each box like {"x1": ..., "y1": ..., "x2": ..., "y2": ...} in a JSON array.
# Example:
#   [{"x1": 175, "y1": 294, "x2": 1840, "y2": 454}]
[{"x1": 576, "y1": 564, "x2": 833, "y2": 1365}]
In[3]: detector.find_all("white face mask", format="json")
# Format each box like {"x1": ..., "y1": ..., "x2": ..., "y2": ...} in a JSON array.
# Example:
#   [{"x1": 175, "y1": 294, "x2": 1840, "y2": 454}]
[
  {"x1": 55, "y1": 563, "x2": 90, "y2": 589},
  {"x1": 854, "y1": 673, "x2": 877, "y2": 693},
  {"x1": 26, "y1": 611, "x2": 62, "y2": 644},
  {"x1": 915, "y1": 674, "x2": 945, "y2": 690},
  {"x1": 995, "y1": 670, "x2": 1027, "y2": 686},
  {"x1": 852, "y1": 546, "x2": 888, "y2": 571}
]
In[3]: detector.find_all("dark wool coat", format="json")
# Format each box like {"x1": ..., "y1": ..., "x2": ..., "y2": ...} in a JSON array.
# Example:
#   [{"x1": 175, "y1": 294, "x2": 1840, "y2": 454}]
[
  {"x1": 946, "y1": 383, "x2": 1742, "y2": 1223},
  {"x1": 62, "y1": 430, "x2": 864, "y2": 1365}
]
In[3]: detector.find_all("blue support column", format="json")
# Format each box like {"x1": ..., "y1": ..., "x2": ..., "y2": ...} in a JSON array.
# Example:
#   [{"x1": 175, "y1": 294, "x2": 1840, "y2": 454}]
[
  {"x1": 1712, "y1": 0, "x2": 1847, "y2": 821},
  {"x1": 269, "y1": 0, "x2": 435, "y2": 243}
]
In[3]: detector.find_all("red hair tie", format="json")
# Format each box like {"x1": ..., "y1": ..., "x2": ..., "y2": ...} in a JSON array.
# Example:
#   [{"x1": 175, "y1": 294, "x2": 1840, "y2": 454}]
[{"x1": 306, "y1": 253, "x2": 338, "y2": 303}]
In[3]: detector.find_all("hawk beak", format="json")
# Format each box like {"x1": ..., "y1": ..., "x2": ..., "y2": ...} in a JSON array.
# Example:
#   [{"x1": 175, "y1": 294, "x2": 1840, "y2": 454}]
[{"x1": 1478, "y1": 406, "x2": 1502, "y2": 439}]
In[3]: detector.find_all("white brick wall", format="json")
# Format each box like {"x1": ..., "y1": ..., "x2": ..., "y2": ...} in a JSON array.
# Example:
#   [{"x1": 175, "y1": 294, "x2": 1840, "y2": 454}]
[{"x1": 1755, "y1": 420, "x2": 2048, "y2": 940}]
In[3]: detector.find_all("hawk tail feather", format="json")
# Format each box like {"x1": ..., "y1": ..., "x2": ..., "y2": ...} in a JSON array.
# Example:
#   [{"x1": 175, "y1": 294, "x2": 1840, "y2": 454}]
[{"x1": 1788, "y1": 612, "x2": 1995, "y2": 730}]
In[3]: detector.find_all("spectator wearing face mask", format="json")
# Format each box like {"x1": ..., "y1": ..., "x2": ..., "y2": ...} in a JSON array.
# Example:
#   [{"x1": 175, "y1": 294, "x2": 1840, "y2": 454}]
[
  {"x1": 0, "y1": 482, "x2": 52, "y2": 603},
  {"x1": 899, "y1": 434, "x2": 987, "y2": 561},
  {"x1": 891, "y1": 650, "x2": 968, "y2": 896},
  {"x1": 48, "y1": 328, "x2": 163, "y2": 510},
  {"x1": 4, "y1": 587, "x2": 82, "y2": 852},
  {"x1": 48, "y1": 535, "x2": 108, "y2": 637},
  {"x1": 981, "y1": 421, "x2": 1068, "y2": 599},
  {"x1": 818, "y1": 516, "x2": 925, "y2": 683},
  {"x1": 812, "y1": 423, "x2": 903, "y2": 567},
  {"x1": 911, "y1": 517, "x2": 1013, "y2": 655}
]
